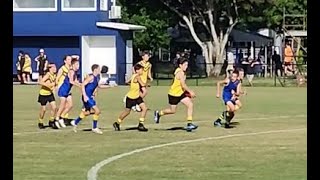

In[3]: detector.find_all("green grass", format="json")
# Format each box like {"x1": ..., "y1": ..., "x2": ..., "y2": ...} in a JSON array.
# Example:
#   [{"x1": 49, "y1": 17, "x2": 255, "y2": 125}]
[{"x1": 13, "y1": 85, "x2": 307, "y2": 180}]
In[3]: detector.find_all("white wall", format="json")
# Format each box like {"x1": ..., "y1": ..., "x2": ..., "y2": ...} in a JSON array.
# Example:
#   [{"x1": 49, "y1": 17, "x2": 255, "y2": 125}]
[
  {"x1": 81, "y1": 36, "x2": 116, "y2": 81},
  {"x1": 125, "y1": 40, "x2": 133, "y2": 77}
]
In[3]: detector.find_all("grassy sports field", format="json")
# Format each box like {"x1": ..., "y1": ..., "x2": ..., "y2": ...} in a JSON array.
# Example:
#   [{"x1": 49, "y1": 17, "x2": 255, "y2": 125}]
[{"x1": 13, "y1": 85, "x2": 307, "y2": 180}]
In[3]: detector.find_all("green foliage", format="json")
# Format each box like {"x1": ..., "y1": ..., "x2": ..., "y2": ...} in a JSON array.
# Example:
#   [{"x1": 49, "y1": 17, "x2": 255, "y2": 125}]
[
  {"x1": 239, "y1": 0, "x2": 307, "y2": 30},
  {"x1": 119, "y1": 1, "x2": 171, "y2": 51}
]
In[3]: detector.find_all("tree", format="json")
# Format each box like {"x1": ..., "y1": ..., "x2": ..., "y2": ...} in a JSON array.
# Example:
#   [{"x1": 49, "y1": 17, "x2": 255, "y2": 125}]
[
  {"x1": 160, "y1": 0, "x2": 297, "y2": 76},
  {"x1": 119, "y1": 0, "x2": 172, "y2": 53},
  {"x1": 160, "y1": 0, "x2": 244, "y2": 76}
]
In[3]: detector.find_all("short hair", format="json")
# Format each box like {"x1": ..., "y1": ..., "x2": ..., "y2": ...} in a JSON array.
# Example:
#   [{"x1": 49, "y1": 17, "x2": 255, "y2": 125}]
[
  {"x1": 63, "y1": 55, "x2": 69, "y2": 61},
  {"x1": 18, "y1": 50, "x2": 24, "y2": 54},
  {"x1": 141, "y1": 50, "x2": 150, "y2": 56},
  {"x1": 91, "y1": 64, "x2": 100, "y2": 72},
  {"x1": 134, "y1": 63, "x2": 144, "y2": 71},
  {"x1": 236, "y1": 68, "x2": 244, "y2": 72},
  {"x1": 232, "y1": 70, "x2": 239, "y2": 76},
  {"x1": 177, "y1": 57, "x2": 188, "y2": 65},
  {"x1": 101, "y1": 65, "x2": 109, "y2": 73},
  {"x1": 47, "y1": 62, "x2": 55, "y2": 68},
  {"x1": 71, "y1": 58, "x2": 78, "y2": 65}
]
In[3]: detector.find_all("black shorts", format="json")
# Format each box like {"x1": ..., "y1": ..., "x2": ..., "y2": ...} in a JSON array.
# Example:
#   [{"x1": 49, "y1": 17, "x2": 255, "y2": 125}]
[
  {"x1": 126, "y1": 97, "x2": 144, "y2": 109},
  {"x1": 39, "y1": 70, "x2": 46, "y2": 76},
  {"x1": 284, "y1": 62, "x2": 292, "y2": 66},
  {"x1": 168, "y1": 92, "x2": 188, "y2": 105},
  {"x1": 38, "y1": 94, "x2": 55, "y2": 106}
]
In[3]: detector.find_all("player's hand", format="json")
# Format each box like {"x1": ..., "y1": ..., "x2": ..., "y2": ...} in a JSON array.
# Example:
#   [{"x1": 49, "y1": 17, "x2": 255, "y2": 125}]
[
  {"x1": 150, "y1": 78, "x2": 153, "y2": 82},
  {"x1": 189, "y1": 90, "x2": 196, "y2": 98},
  {"x1": 216, "y1": 93, "x2": 220, "y2": 98},
  {"x1": 83, "y1": 96, "x2": 89, "y2": 102}
]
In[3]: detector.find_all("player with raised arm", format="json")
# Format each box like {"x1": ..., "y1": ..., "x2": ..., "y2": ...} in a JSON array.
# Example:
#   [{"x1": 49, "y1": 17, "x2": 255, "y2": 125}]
[
  {"x1": 54, "y1": 59, "x2": 81, "y2": 128},
  {"x1": 113, "y1": 64, "x2": 149, "y2": 132},
  {"x1": 214, "y1": 70, "x2": 241, "y2": 128},
  {"x1": 55, "y1": 55, "x2": 79, "y2": 124},
  {"x1": 154, "y1": 57, "x2": 198, "y2": 132}
]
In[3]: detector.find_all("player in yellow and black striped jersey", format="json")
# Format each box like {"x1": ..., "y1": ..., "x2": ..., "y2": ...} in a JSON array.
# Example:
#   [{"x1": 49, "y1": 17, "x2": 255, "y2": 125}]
[
  {"x1": 113, "y1": 64, "x2": 149, "y2": 132},
  {"x1": 153, "y1": 57, "x2": 198, "y2": 132},
  {"x1": 37, "y1": 63, "x2": 57, "y2": 129}
]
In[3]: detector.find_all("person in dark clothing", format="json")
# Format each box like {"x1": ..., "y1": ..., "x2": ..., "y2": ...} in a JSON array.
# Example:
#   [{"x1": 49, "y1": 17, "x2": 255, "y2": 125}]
[
  {"x1": 35, "y1": 48, "x2": 48, "y2": 82},
  {"x1": 272, "y1": 51, "x2": 282, "y2": 77},
  {"x1": 242, "y1": 57, "x2": 260, "y2": 86}
]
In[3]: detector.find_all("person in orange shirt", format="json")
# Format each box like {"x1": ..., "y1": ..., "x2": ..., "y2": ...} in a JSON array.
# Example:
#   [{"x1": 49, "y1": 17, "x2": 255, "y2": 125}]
[{"x1": 284, "y1": 43, "x2": 294, "y2": 75}]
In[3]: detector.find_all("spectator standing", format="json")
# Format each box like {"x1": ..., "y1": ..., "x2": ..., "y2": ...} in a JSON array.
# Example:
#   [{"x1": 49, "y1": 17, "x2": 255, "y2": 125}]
[
  {"x1": 284, "y1": 42, "x2": 294, "y2": 75},
  {"x1": 35, "y1": 48, "x2": 48, "y2": 82},
  {"x1": 16, "y1": 50, "x2": 24, "y2": 82},
  {"x1": 22, "y1": 53, "x2": 32, "y2": 83},
  {"x1": 272, "y1": 50, "x2": 282, "y2": 77},
  {"x1": 242, "y1": 57, "x2": 259, "y2": 86},
  {"x1": 226, "y1": 51, "x2": 235, "y2": 76}
]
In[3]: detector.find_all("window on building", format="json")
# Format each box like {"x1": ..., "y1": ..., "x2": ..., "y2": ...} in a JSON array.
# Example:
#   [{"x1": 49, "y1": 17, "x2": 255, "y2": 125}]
[
  {"x1": 62, "y1": 0, "x2": 97, "y2": 11},
  {"x1": 13, "y1": 0, "x2": 57, "y2": 11}
]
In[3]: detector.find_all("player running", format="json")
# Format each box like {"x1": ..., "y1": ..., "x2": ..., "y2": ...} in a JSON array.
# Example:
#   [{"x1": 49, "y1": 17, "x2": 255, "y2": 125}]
[
  {"x1": 113, "y1": 64, "x2": 149, "y2": 132},
  {"x1": 214, "y1": 70, "x2": 242, "y2": 128},
  {"x1": 124, "y1": 51, "x2": 153, "y2": 112},
  {"x1": 71, "y1": 64, "x2": 108, "y2": 134},
  {"x1": 154, "y1": 57, "x2": 198, "y2": 132}
]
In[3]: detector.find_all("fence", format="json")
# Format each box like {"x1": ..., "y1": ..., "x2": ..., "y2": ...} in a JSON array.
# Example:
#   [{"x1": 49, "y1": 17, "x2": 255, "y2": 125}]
[{"x1": 124, "y1": 60, "x2": 307, "y2": 87}]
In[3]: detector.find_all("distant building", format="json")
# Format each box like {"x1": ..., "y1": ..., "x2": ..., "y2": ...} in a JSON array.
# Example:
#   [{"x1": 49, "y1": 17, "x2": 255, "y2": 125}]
[{"x1": 13, "y1": 0, "x2": 145, "y2": 84}]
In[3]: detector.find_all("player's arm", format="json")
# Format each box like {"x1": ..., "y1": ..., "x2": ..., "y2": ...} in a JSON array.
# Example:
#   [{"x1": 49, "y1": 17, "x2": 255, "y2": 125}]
[
  {"x1": 234, "y1": 83, "x2": 242, "y2": 97},
  {"x1": 68, "y1": 70, "x2": 81, "y2": 87},
  {"x1": 39, "y1": 74, "x2": 54, "y2": 89},
  {"x1": 148, "y1": 64, "x2": 153, "y2": 81},
  {"x1": 216, "y1": 78, "x2": 229, "y2": 98},
  {"x1": 136, "y1": 75, "x2": 146, "y2": 87},
  {"x1": 81, "y1": 75, "x2": 93, "y2": 101},
  {"x1": 178, "y1": 71, "x2": 195, "y2": 97},
  {"x1": 44, "y1": 60, "x2": 48, "y2": 71},
  {"x1": 55, "y1": 68, "x2": 63, "y2": 85}
]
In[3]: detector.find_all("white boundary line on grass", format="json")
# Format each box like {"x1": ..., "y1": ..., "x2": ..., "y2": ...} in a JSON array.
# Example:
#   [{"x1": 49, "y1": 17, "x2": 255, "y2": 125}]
[
  {"x1": 87, "y1": 127, "x2": 306, "y2": 180},
  {"x1": 13, "y1": 115, "x2": 306, "y2": 136}
]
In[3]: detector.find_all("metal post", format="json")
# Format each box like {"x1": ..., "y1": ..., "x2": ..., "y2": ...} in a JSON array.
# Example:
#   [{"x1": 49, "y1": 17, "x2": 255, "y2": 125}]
[{"x1": 264, "y1": 46, "x2": 268, "y2": 77}]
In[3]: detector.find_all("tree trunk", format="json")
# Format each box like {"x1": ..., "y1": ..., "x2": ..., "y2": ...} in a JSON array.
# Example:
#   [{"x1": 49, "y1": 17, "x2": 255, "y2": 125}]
[
  {"x1": 212, "y1": 53, "x2": 224, "y2": 76},
  {"x1": 210, "y1": 43, "x2": 225, "y2": 76}
]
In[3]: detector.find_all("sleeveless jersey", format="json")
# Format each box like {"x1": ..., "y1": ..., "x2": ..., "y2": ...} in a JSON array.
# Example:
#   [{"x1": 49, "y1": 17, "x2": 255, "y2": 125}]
[
  {"x1": 39, "y1": 72, "x2": 56, "y2": 96},
  {"x1": 57, "y1": 65, "x2": 69, "y2": 87},
  {"x1": 84, "y1": 74, "x2": 100, "y2": 97},
  {"x1": 59, "y1": 70, "x2": 76, "y2": 94},
  {"x1": 168, "y1": 68, "x2": 184, "y2": 97},
  {"x1": 126, "y1": 74, "x2": 140, "y2": 99},
  {"x1": 223, "y1": 79, "x2": 240, "y2": 98},
  {"x1": 138, "y1": 60, "x2": 151, "y2": 83}
]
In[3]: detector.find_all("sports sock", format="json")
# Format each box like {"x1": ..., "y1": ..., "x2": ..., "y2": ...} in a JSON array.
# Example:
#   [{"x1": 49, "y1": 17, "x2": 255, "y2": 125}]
[
  {"x1": 92, "y1": 114, "x2": 99, "y2": 129},
  {"x1": 139, "y1": 118, "x2": 145, "y2": 124},
  {"x1": 117, "y1": 118, "x2": 122, "y2": 124},
  {"x1": 38, "y1": 118, "x2": 44, "y2": 123},
  {"x1": 75, "y1": 112, "x2": 86, "y2": 125},
  {"x1": 159, "y1": 110, "x2": 164, "y2": 116},
  {"x1": 49, "y1": 117, "x2": 54, "y2": 122}
]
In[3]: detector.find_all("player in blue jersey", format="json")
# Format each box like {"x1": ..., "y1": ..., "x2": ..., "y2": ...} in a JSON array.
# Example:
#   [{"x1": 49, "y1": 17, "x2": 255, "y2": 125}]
[
  {"x1": 214, "y1": 70, "x2": 241, "y2": 128},
  {"x1": 71, "y1": 64, "x2": 106, "y2": 134},
  {"x1": 54, "y1": 59, "x2": 81, "y2": 129}
]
